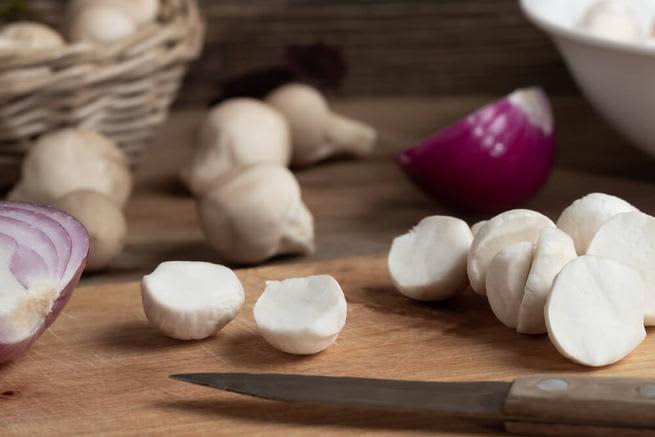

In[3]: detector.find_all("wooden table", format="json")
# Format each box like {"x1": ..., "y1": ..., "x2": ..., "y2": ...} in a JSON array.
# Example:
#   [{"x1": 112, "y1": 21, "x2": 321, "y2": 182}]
[
  {"x1": 6, "y1": 255, "x2": 655, "y2": 436},
  {"x1": 97, "y1": 95, "x2": 655, "y2": 284},
  {"x1": 4, "y1": 96, "x2": 655, "y2": 436}
]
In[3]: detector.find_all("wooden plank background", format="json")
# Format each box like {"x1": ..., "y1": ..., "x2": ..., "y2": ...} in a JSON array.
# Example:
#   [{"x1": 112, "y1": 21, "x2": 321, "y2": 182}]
[
  {"x1": 26, "y1": 0, "x2": 577, "y2": 105},
  {"x1": 180, "y1": 0, "x2": 577, "y2": 105}
]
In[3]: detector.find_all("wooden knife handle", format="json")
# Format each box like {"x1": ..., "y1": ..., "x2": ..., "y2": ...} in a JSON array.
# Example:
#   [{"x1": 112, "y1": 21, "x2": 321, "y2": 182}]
[{"x1": 503, "y1": 375, "x2": 655, "y2": 436}]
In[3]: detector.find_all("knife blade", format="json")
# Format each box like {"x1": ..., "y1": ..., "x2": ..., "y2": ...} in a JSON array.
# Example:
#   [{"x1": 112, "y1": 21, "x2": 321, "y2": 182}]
[
  {"x1": 170, "y1": 372, "x2": 509, "y2": 419},
  {"x1": 170, "y1": 373, "x2": 655, "y2": 435}
]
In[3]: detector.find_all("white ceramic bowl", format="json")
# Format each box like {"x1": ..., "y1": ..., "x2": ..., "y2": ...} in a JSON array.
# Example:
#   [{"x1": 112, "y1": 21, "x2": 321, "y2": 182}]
[{"x1": 521, "y1": 0, "x2": 655, "y2": 158}]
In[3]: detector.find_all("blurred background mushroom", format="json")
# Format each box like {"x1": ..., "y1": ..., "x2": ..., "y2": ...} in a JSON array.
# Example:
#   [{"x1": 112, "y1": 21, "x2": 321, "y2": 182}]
[{"x1": 0, "y1": 0, "x2": 653, "y2": 282}]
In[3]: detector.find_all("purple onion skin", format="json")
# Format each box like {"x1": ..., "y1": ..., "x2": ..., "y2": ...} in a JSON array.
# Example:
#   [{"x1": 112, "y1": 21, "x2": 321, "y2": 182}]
[
  {"x1": 0, "y1": 260, "x2": 85, "y2": 365},
  {"x1": 397, "y1": 94, "x2": 555, "y2": 213},
  {"x1": 0, "y1": 201, "x2": 89, "y2": 364}
]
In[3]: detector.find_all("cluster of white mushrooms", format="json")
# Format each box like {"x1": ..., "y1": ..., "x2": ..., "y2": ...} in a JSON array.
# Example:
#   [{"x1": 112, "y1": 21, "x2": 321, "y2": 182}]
[
  {"x1": 0, "y1": 1, "x2": 161, "y2": 272},
  {"x1": 8, "y1": 129, "x2": 132, "y2": 272},
  {"x1": 1, "y1": 0, "x2": 378, "y2": 273},
  {"x1": 142, "y1": 261, "x2": 348, "y2": 355},
  {"x1": 388, "y1": 193, "x2": 654, "y2": 367},
  {"x1": 0, "y1": 0, "x2": 159, "y2": 50},
  {"x1": 185, "y1": 83, "x2": 376, "y2": 265},
  {"x1": 139, "y1": 84, "x2": 375, "y2": 349},
  {"x1": 577, "y1": 0, "x2": 655, "y2": 45},
  {"x1": 0, "y1": 1, "x2": 374, "y2": 353}
]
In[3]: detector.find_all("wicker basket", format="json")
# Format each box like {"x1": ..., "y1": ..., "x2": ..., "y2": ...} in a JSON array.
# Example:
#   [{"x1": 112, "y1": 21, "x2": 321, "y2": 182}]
[{"x1": 0, "y1": 0, "x2": 204, "y2": 187}]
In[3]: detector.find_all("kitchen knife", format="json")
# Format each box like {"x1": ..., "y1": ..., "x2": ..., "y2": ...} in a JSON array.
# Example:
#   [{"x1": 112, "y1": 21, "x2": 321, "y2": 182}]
[{"x1": 171, "y1": 372, "x2": 655, "y2": 436}]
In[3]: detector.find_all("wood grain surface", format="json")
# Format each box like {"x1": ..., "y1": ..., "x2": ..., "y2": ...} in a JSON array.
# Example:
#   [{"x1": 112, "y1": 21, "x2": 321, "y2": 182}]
[{"x1": 3, "y1": 255, "x2": 655, "y2": 436}]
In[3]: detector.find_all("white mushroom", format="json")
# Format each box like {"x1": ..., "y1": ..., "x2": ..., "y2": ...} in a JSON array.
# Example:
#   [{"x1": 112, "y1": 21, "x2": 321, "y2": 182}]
[
  {"x1": 69, "y1": 5, "x2": 137, "y2": 44},
  {"x1": 181, "y1": 98, "x2": 291, "y2": 195},
  {"x1": 485, "y1": 241, "x2": 533, "y2": 329},
  {"x1": 578, "y1": 0, "x2": 642, "y2": 43},
  {"x1": 197, "y1": 164, "x2": 314, "y2": 265},
  {"x1": 545, "y1": 255, "x2": 646, "y2": 367},
  {"x1": 253, "y1": 275, "x2": 347, "y2": 355},
  {"x1": 70, "y1": 0, "x2": 159, "y2": 26},
  {"x1": 587, "y1": 211, "x2": 655, "y2": 325},
  {"x1": 0, "y1": 22, "x2": 65, "y2": 50},
  {"x1": 556, "y1": 192, "x2": 637, "y2": 254},
  {"x1": 517, "y1": 227, "x2": 577, "y2": 334},
  {"x1": 467, "y1": 209, "x2": 555, "y2": 295},
  {"x1": 8, "y1": 128, "x2": 132, "y2": 207},
  {"x1": 470, "y1": 220, "x2": 487, "y2": 237},
  {"x1": 142, "y1": 261, "x2": 245, "y2": 340},
  {"x1": 69, "y1": 0, "x2": 160, "y2": 26},
  {"x1": 388, "y1": 216, "x2": 472, "y2": 301},
  {"x1": 108, "y1": 0, "x2": 160, "y2": 26},
  {"x1": 266, "y1": 83, "x2": 377, "y2": 167},
  {"x1": 52, "y1": 190, "x2": 127, "y2": 272}
]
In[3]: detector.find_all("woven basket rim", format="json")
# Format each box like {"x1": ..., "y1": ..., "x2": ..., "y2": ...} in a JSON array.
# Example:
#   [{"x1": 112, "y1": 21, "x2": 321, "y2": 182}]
[
  {"x1": 0, "y1": 0, "x2": 204, "y2": 71},
  {"x1": 0, "y1": 0, "x2": 205, "y2": 186}
]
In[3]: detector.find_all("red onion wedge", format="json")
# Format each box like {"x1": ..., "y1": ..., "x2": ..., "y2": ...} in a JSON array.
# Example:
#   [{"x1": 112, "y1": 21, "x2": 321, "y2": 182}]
[
  {"x1": 0, "y1": 201, "x2": 89, "y2": 364},
  {"x1": 397, "y1": 87, "x2": 555, "y2": 213}
]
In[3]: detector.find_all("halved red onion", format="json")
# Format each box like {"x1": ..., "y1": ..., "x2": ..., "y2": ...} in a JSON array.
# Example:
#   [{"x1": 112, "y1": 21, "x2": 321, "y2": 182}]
[
  {"x1": 0, "y1": 201, "x2": 89, "y2": 364},
  {"x1": 397, "y1": 87, "x2": 555, "y2": 213}
]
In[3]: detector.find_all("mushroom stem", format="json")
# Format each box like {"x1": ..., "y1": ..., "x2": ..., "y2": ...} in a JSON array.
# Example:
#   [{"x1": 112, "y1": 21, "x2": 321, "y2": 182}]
[
  {"x1": 324, "y1": 112, "x2": 377, "y2": 158},
  {"x1": 278, "y1": 202, "x2": 315, "y2": 256},
  {"x1": 266, "y1": 83, "x2": 377, "y2": 166}
]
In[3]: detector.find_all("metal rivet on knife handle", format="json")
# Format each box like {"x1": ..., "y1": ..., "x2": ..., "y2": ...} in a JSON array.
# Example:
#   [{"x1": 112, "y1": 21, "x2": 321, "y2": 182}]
[
  {"x1": 639, "y1": 384, "x2": 655, "y2": 399},
  {"x1": 536, "y1": 378, "x2": 569, "y2": 392}
]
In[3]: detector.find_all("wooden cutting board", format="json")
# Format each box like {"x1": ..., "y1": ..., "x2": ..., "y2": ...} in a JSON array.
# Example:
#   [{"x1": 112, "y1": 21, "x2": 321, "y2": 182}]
[{"x1": 2, "y1": 255, "x2": 654, "y2": 436}]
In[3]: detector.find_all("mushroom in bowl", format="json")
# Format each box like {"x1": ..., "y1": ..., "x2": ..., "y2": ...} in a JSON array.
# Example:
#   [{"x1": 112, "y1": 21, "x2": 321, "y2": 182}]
[{"x1": 520, "y1": 0, "x2": 655, "y2": 159}]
